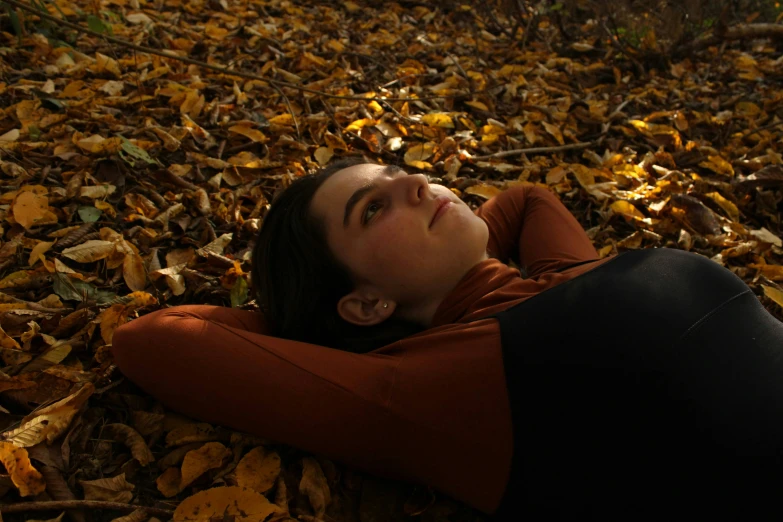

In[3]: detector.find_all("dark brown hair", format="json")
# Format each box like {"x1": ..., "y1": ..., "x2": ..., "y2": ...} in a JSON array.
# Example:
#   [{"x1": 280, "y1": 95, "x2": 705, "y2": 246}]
[{"x1": 251, "y1": 157, "x2": 424, "y2": 353}]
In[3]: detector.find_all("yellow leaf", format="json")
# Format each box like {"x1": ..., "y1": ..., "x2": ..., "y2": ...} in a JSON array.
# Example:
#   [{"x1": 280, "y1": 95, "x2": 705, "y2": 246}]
[
  {"x1": 705, "y1": 192, "x2": 740, "y2": 221},
  {"x1": 345, "y1": 118, "x2": 376, "y2": 132},
  {"x1": 92, "y1": 53, "x2": 121, "y2": 77},
  {"x1": 13, "y1": 191, "x2": 57, "y2": 230},
  {"x1": 762, "y1": 285, "x2": 783, "y2": 309},
  {"x1": 61, "y1": 240, "x2": 116, "y2": 263},
  {"x1": 0, "y1": 270, "x2": 33, "y2": 289},
  {"x1": 465, "y1": 100, "x2": 489, "y2": 111},
  {"x1": 180, "y1": 442, "x2": 232, "y2": 490},
  {"x1": 235, "y1": 446, "x2": 281, "y2": 494},
  {"x1": 749, "y1": 263, "x2": 783, "y2": 281},
  {"x1": 0, "y1": 442, "x2": 45, "y2": 497},
  {"x1": 314, "y1": 146, "x2": 334, "y2": 166},
  {"x1": 268, "y1": 114, "x2": 294, "y2": 126},
  {"x1": 79, "y1": 473, "x2": 135, "y2": 502},
  {"x1": 735, "y1": 101, "x2": 761, "y2": 117},
  {"x1": 699, "y1": 155, "x2": 734, "y2": 177},
  {"x1": 94, "y1": 200, "x2": 117, "y2": 218},
  {"x1": 123, "y1": 250, "x2": 147, "y2": 292},
  {"x1": 324, "y1": 130, "x2": 348, "y2": 151},
  {"x1": 542, "y1": 121, "x2": 564, "y2": 145},
  {"x1": 99, "y1": 304, "x2": 129, "y2": 345},
  {"x1": 228, "y1": 125, "x2": 267, "y2": 143},
  {"x1": 569, "y1": 164, "x2": 595, "y2": 188},
  {"x1": 174, "y1": 486, "x2": 283, "y2": 522},
  {"x1": 610, "y1": 200, "x2": 646, "y2": 221},
  {"x1": 204, "y1": 24, "x2": 229, "y2": 40},
  {"x1": 4, "y1": 384, "x2": 94, "y2": 447},
  {"x1": 421, "y1": 113, "x2": 454, "y2": 128},
  {"x1": 404, "y1": 142, "x2": 436, "y2": 166},
  {"x1": 523, "y1": 121, "x2": 539, "y2": 145},
  {"x1": 343, "y1": 1, "x2": 361, "y2": 12},
  {"x1": 465, "y1": 183, "x2": 502, "y2": 200},
  {"x1": 156, "y1": 467, "x2": 182, "y2": 498},
  {"x1": 28, "y1": 241, "x2": 53, "y2": 267}
]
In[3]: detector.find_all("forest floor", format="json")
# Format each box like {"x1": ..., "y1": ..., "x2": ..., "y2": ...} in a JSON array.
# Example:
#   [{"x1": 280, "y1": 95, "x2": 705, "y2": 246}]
[{"x1": 0, "y1": 0, "x2": 782, "y2": 521}]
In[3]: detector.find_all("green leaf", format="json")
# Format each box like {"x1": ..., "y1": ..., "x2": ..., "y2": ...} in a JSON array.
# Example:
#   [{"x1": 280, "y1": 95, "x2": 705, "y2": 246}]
[
  {"x1": 77, "y1": 206, "x2": 102, "y2": 223},
  {"x1": 87, "y1": 15, "x2": 111, "y2": 35},
  {"x1": 53, "y1": 273, "x2": 117, "y2": 305},
  {"x1": 118, "y1": 136, "x2": 161, "y2": 167},
  {"x1": 28, "y1": 125, "x2": 41, "y2": 141},
  {"x1": 8, "y1": 8, "x2": 22, "y2": 40},
  {"x1": 230, "y1": 277, "x2": 248, "y2": 308},
  {"x1": 549, "y1": 2, "x2": 564, "y2": 11}
]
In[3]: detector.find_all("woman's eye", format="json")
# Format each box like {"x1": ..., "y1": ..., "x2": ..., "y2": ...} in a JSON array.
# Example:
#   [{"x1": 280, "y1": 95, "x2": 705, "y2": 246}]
[{"x1": 363, "y1": 201, "x2": 382, "y2": 223}]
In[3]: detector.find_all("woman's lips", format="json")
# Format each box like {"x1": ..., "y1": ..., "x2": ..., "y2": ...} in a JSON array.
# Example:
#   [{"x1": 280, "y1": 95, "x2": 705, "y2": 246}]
[{"x1": 429, "y1": 197, "x2": 452, "y2": 228}]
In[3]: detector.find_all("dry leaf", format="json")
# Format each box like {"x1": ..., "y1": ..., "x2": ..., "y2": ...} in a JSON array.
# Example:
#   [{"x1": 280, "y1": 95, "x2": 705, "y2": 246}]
[
  {"x1": 464, "y1": 183, "x2": 502, "y2": 200},
  {"x1": 235, "y1": 446, "x2": 281, "y2": 494},
  {"x1": 61, "y1": 240, "x2": 116, "y2": 263},
  {"x1": 3, "y1": 384, "x2": 94, "y2": 447},
  {"x1": 299, "y1": 457, "x2": 331, "y2": 519},
  {"x1": 0, "y1": 441, "x2": 46, "y2": 497},
  {"x1": 79, "y1": 473, "x2": 135, "y2": 502},
  {"x1": 166, "y1": 423, "x2": 219, "y2": 447},
  {"x1": 103, "y1": 424, "x2": 155, "y2": 466},
  {"x1": 179, "y1": 442, "x2": 232, "y2": 490},
  {"x1": 173, "y1": 486, "x2": 283, "y2": 522}
]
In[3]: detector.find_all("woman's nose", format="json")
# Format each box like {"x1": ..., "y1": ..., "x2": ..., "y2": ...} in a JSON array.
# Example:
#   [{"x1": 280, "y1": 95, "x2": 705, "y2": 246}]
[{"x1": 403, "y1": 173, "x2": 430, "y2": 204}]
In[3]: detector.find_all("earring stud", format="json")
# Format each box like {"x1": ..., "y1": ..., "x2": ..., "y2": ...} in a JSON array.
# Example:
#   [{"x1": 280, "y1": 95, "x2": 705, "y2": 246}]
[{"x1": 383, "y1": 303, "x2": 388, "y2": 309}]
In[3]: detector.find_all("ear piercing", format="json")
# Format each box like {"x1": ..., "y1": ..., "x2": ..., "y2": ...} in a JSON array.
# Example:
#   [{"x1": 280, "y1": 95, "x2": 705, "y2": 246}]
[{"x1": 383, "y1": 303, "x2": 388, "y2": 309}]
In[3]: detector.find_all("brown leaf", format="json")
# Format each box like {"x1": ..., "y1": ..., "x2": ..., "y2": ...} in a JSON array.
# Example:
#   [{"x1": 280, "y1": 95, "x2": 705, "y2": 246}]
[
  {"x1": 235, "y1": 446, "x2": 281, "y2": 494},
  {"x1": 103, "y1": 424, "x2": 155, "y2": 466},
  {"x1": 165, "y1": 423, "x2": 220, "y2": 447},
  {"x1": 299, "y1": 457, "x2": 331, "y2": 519},
  {"x1": 79, "y1": 473, "x2": 135, "y2": 502},
  {"x1": 61, "y1": 240, "x2": 116, "y2": 263},
  {"x1": 109, "y1": 509, "x2": 149, "y2": 522}
]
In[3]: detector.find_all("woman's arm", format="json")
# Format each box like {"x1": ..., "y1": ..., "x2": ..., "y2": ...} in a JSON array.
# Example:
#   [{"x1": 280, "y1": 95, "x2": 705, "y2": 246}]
[{"x1": 474, "y1": 184, "x2": 600, "y2": 278}]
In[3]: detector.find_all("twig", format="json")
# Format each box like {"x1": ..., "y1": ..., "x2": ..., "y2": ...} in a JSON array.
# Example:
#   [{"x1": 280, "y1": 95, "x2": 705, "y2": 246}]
[
  {"x1": 472, "y1": 142, "x2": 594, "y2": 160},
  {"x1": 446, "y1": 53, "x2": 472, "y2": 94},
  {"x1": 0, "y1": 500, "x2": 173, "y2": 517},
  {"x1": 1, "y1": 0, "x2": 458, "y2": 103},
  {"x1": 743, "y1": 121, "x2": 783, "y2": 141}
]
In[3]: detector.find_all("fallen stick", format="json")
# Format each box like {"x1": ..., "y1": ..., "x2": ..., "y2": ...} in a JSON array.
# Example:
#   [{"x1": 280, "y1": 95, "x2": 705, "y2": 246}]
[
  {"x1": 472, "y1": 142, "x2": 594, "y2": 160},
  {"x1": 0, "y1": 500, "x2": 174, "y2": 517}
]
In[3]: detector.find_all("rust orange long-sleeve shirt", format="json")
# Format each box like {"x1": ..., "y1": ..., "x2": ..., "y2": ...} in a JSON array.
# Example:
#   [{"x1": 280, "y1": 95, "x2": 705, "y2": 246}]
[{"x1": 111, "y1": 184, "x2": 615, "y2": 515}]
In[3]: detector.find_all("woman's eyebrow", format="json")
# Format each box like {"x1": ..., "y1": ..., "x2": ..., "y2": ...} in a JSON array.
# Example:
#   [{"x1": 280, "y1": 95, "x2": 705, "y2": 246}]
[
  {"x1": 342, "y1": 166, "x2": 402, "y2": 227},
  {"x1": 343, "y1": 182, "x2": 377, "y2": 227}
]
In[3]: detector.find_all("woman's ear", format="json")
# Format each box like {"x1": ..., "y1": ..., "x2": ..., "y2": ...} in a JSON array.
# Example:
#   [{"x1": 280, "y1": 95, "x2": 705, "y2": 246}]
[{"x1": 337, "y1": 290, "x2": 396, "y2": 326}]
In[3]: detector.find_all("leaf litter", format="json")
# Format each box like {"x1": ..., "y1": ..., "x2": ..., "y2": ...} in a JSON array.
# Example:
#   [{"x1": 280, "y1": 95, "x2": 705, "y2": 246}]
[{"x1": 0, "y1": 0, "x2": 782, "y2": 521}]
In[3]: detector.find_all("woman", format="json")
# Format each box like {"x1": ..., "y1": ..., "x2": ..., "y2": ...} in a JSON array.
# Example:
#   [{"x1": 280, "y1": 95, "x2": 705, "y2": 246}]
[{"x1": 112, "y1": 157, "x2": 783, "y2": 520}]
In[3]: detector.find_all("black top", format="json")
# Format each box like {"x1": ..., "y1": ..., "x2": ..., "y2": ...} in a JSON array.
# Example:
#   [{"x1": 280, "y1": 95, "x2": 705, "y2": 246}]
[{"x1": 491, "y1": 247, "x2": 783, "y2": 520}]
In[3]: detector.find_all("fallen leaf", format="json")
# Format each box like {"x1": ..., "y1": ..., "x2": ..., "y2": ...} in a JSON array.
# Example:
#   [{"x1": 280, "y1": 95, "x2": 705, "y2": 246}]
[
  {"x1": 79, "y1": 473, "x2": 135, "y2": 502},
  {"x1": 235, "y1": 446, "x2": 281, "y2": 494},
  {"x1": 299, "y1": 457, "x2": 331, "y2": 519},
  {"x1": 0, "y1": 441, "x2": 46, "y2": 497},
  {"x1": 173, "y1": 486, "x2": 282, "y2": 522}
]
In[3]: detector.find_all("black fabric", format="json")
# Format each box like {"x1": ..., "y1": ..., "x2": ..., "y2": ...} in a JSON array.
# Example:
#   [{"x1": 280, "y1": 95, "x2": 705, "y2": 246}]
[{"x1": 492, "y1": 247, "x2": 783, "y2": 521}]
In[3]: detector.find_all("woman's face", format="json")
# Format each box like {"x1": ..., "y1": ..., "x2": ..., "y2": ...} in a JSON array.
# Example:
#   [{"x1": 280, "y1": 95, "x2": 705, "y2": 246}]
[{"x1": 310, "y1": 163, "x2": 489, "y2": 326}]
